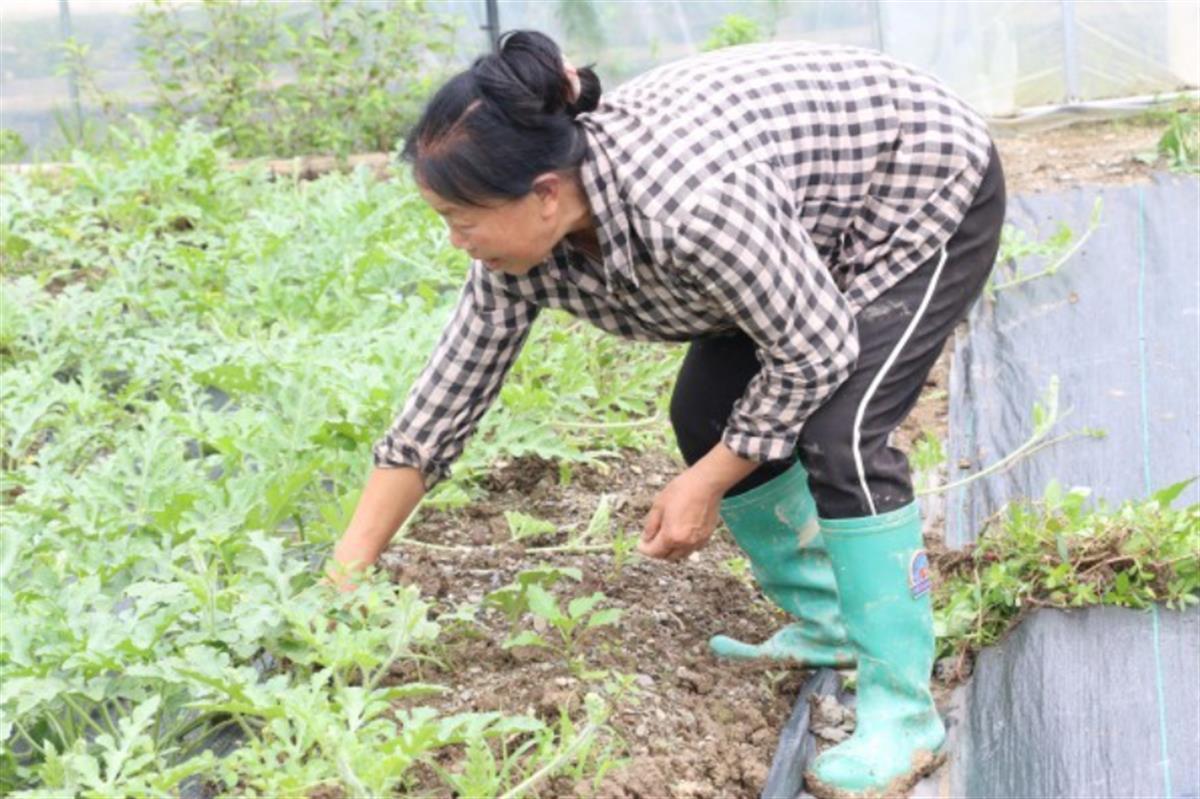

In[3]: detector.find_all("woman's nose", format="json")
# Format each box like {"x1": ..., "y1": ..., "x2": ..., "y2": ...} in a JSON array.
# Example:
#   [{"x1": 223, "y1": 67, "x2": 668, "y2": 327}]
[{"x1": 448, "y1": 229, "x2": 468, "y2": 251}]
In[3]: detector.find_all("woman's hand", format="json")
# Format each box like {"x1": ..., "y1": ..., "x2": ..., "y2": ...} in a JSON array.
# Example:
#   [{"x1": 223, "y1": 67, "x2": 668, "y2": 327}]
[
  {"x1": 321, "y1": 466, "x2": 427, "y2": 594},
  {"x1": 639, "y1": 443, "x2": 759, "y2": 562},
  {"x1": 639, "y1": 467, "x2": 723, "y2": 561}
]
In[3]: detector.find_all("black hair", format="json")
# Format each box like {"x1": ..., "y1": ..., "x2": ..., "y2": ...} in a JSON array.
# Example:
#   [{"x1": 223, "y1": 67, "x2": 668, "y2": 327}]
[{"x1": 402, "y1": 30, "x2": 602, "y2": 207}]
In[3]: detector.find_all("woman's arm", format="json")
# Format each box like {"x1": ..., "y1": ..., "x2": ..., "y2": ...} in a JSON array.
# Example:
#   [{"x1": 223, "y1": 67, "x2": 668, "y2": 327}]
[
  {"x1": 326, "y1": 466, "x2": 426, "y2": 589},
  {"x1": 326, "y1": 262, "x2": 540, "y2": 588}
]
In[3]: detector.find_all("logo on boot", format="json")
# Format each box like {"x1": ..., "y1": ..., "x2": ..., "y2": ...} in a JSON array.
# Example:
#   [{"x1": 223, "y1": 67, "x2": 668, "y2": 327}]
[{"x1": 909, "y1": 550, "x2": 932, "y2": 598}]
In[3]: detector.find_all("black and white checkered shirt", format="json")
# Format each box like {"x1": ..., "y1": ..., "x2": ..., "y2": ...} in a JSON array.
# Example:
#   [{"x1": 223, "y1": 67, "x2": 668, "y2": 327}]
[{"x1": 374, "y1": 42, "x2": 992, "y2": 486}]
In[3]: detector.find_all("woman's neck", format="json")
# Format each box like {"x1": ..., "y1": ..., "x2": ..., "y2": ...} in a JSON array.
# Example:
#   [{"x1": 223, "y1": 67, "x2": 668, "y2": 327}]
[{"x1": 561, "y1": 172, "x2": 601, "y2": 260}]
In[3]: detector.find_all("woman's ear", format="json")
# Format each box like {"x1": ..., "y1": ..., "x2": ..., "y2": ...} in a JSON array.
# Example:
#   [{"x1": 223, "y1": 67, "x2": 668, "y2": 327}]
[{"x1": 531, "y1": 172, "x2": 562, "y2": 218}]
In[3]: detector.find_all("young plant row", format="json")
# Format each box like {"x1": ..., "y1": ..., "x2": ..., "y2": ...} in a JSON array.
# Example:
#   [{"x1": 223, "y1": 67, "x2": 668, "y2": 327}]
[{"x1": 0, "y1": 121, "x2": 676, "y2": 795}]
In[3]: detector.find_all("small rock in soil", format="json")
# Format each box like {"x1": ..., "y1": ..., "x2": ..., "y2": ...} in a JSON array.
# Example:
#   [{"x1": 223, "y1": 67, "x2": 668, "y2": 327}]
[
  {"x1": 810, "y1": 693, "x2": 857, "y2": 743},
  {"x1": 675, "y1": 666, "x2": 714, "y2": 695}
]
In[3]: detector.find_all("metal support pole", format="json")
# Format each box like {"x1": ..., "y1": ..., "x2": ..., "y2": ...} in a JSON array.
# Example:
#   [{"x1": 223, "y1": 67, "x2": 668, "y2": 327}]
[
  {"x1": 1061, "y1": 0, "x2": 1081, "y2": 104},
  {"x1": 870, "y1": 0, "x2": 886, "y2": 53},
  {"x1": 58, "y1": 0, "x2": 83, "y2": 136},
  {"x1": 482, "y1": 0, "x2": 501, "y2": 53}
]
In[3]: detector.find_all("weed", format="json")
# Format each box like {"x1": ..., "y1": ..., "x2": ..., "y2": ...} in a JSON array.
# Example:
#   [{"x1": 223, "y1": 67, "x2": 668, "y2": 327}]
[
  {"x1": 910, "y1": 430, "x2": 946, "y2": 493},
  {"x1": 988, "y1": 197, "x2": 1103, "y2": 297},
  {"x1": 934, "y1": 479, "x2": 1199, "y2": 665},
  {"x1": 609, "y1": 529, "x2": 641, "y2": 580},
  {"x1": 1157, "y1": 110, "x2": 1199, "y2": 173}
]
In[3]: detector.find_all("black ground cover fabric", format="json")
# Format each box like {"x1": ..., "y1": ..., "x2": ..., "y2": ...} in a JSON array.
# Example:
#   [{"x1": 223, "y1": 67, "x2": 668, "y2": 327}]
[
  {"x1": 933, "y1": 175, "x2": 1200, "y2": 798},
  {"x1": 946, "y1": 174, "x2": 1199, "y2": 548},
  {"x1": 951, "y1": 605, "x2": 1200, "y2": 798}
]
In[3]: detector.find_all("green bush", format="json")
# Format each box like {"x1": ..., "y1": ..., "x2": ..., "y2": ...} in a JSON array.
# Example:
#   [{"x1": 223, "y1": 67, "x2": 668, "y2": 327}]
[
  {"x1": 62, "y1": 0, "x2": 457, "y2": 159},
  {"x1": 701, "y1": 14, "x2": 762, "y2": 52},
  {"x1": 0, "y1": 130, "x2": 29, "y2": 164}
]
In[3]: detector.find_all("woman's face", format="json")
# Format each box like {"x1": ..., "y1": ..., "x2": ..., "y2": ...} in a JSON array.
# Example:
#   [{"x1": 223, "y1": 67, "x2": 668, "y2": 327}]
[{"x1": 418, "y1": 179, "x2": 563, "y2": 277}]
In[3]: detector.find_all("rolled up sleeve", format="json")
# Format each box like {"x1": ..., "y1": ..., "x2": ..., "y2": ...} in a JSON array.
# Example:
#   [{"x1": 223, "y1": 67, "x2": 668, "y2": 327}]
[
  {"x1": 674, "y1": 162, "x2": 859, "y2": 462},
  {"x1": 372, "y1": 260, "x2": 540, "y2": 488}
]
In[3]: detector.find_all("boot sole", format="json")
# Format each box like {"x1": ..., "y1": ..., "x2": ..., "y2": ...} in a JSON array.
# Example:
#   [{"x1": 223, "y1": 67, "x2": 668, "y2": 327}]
[{"x1": 803, "y1": 749, "x2": 947, "y2": 799}]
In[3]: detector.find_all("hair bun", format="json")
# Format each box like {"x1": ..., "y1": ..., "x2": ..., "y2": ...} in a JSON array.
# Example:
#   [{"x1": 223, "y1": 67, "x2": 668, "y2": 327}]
[
  {"x1": 570, "y1": 65, "x2": 602, "y2": 116},
  {"x1": 472, "y1": 30, "x2": 601, "y2": 123}
]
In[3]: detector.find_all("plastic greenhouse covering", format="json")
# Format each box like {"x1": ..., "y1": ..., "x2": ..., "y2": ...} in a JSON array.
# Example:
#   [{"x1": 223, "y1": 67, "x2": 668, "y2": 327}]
[{"x1": 2, "y1": 0, "x2": 1198, "y2": 155}]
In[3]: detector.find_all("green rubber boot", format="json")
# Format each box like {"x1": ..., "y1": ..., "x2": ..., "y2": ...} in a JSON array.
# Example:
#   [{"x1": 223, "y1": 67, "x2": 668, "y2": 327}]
[
  {"x1": 708, "y1": 461, "x2": 853, "y2": 667},
  {"x1": 805, "y1": 501, "x2": 945, "y2": 799}
]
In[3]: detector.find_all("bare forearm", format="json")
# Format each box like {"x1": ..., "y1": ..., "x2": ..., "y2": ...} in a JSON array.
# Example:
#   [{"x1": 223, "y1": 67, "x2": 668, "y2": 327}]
[
  {"x1": 690, "y1": 441, "x2": 760, "y2": 495},
  {"x1": 331, "y1": 466, "x2": 426, "y2": 573}
]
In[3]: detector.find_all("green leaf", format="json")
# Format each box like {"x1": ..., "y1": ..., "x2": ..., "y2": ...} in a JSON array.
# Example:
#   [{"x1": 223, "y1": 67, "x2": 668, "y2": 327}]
[
  {"x1": 524, "y1": 584, "x2": 562, "y2": 623},
  {"x1": 567, "y1": 592, "x2": 604, "y2": 620},
  {"x1": 585, "y1": 608, "x2": 623, "y2": 629},
  {"x1": 501, "y1": 631, "x2": 548, "y2": 651},
  {"x1": 504, "y1": 511, "x2": 557, "y2": 541},
  {"x1": 1152, "y1": 478, "x2": 1196, "y2": 508}
]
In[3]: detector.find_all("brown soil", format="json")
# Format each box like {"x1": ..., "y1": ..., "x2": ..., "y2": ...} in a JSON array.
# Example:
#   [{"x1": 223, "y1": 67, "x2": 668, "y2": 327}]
[
  {"x1": 371, "y1": 116, "x2": 1177, "y2": 798},
  {"x1": 993, "y1": 113, "x2": 1174, "y2": 194},
  {"x1": 378, "y1": 451, "x2": 805, "y2": 797}
]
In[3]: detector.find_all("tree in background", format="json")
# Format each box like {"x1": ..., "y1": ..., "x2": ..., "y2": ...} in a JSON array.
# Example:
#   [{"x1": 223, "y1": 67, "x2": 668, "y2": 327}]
[
  {"x1": 701, "y1": 14, "x2": 762, "y2": 52},
  {"x1": 57, "y1": 0, "x2": 457, "y2": 159}
]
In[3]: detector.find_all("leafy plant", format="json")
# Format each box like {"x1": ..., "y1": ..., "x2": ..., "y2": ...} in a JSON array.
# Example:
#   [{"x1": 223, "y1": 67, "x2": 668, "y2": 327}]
[
  {"x1": 0, "y1": 121, "x2": 669, "y2": 794},
  {"x1": 1157, "y1": 109, "x2": 1199, "y2": 173},
  {"x1": 988, "y1": 197, "x2": 1103, "y2": 297},
  {"x1": 609, "y1": 528, "x2": 641, "y2": 580},
  {"x1": 0, "y1": 130, "x2": 28, "y2": 164},
  {"x1": 503, "y1": 586, "x2": 623, "y2": 674},
  {"x1": 56, "y1": 0, "x2": 457, "y2": 160},
  {"x1": 702, "y1": 14, "x2": 762, "y2": 51},
  {"x1": 910, "y1": 430, "x2": 946, "y2": 493},
  {"x1": 934, "y1": 479, "x2": 1200, "y2": 666},
  {"x1": 484, "y1": 566, "x2": 582, "y2": 635}
]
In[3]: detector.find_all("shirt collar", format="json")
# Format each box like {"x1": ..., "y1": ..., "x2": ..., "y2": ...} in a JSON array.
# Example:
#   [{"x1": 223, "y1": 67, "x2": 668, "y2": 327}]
[{"x1": 577, "y1": 122, "x2": 639, "y2": 290}]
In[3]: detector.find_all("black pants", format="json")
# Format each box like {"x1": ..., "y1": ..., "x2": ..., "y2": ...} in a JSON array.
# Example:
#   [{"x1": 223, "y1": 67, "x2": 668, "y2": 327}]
[{"x1": 670, "y1": 145, "x2": 1006, "y2": 519}]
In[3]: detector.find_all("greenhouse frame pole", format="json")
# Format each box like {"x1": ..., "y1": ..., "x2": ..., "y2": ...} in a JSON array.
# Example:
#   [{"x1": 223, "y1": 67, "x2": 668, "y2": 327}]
[
  {"x1": 870, "y1": 0, "x2": 886, "y2": 53},
  {"x1": 483, "y1": 0, "x2": 501, "y2": 53},
  {"x1": 1061, "y1": 0, "x2": 1081, "y2": 103},
  {"x1": 58, "y1": 0, "x2": 83, "y2": 136}
]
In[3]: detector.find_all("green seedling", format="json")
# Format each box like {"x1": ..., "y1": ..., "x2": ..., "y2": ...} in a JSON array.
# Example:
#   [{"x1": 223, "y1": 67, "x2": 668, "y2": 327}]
[
  {"x1": 484, "y1": 565, "x2": 582, "y2": 635},
  {"x1": 502, "y1": 586, "x2": 623, "y2": 669},
  {"x1": 609, "y1": 528, "x2": 641, "y2": 579},
  {"x1": 910, "y1": 430, "x2": 946, "y2": 493},
  {"x1": 723, "y1": 555, "x2": 755, "y2": 588},
  {"x1": 504, "y1": 510, "x2": 558, "y2": 542}
]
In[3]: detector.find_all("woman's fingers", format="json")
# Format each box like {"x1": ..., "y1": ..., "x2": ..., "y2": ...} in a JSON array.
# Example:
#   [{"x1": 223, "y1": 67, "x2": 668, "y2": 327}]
[
  {"x1": 639, "y1": 503, "x2": 675, "y2": 559},
  {"x1": 642, "y1": 503, "x2": 664, "y2": 542}
]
